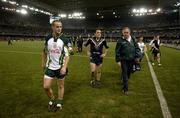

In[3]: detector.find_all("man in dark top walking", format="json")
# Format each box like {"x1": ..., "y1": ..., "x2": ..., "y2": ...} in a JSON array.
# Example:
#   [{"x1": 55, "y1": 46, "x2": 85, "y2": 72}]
[
  {"x1": 84, "y1": 29, "x2": 109, "y2": 88},
  {"x1": 115, "y1": 27, "x2": 141, "y2": 95}
]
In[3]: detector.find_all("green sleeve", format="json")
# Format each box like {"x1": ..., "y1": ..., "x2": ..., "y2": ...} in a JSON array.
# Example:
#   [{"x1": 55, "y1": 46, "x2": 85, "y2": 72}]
[
  {"x1": 60, "y1": 35, "x2": 72, "y2": 47},
  {"x1": 43, "y1": 34, "x2": 52, "y2": 53},
  {"x1": 115, "y1": 39, "x2": 122, "y2": 62},
  {"x1": 60, "y1": 35, "x2": 74, "y2": 55}
]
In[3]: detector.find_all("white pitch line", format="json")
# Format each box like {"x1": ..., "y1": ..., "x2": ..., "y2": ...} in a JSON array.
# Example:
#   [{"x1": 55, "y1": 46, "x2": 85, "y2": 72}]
[{"x1": 145, "y1": 53, "x2": 172, "y2": 118}]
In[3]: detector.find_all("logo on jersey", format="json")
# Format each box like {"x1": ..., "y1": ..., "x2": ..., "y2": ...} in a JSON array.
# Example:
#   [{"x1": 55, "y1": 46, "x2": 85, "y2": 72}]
[{"x1": 50, "y1": 49, "x2": 61, "y2": 54}]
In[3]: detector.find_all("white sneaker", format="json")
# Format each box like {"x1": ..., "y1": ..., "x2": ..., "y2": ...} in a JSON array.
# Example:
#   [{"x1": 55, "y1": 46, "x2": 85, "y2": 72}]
[
  {"x1": 158, "y1": 63, "x2": 162, "y2": 66},
  {"x1": 57, "y1": 104, "x2": 62, "y2": 109},
  {"x1": 54, "y1": 104, "x2": 62, "y2": 112},
  {"x1": 152, "y1": 63, "x2": 155, "y2": 66}
]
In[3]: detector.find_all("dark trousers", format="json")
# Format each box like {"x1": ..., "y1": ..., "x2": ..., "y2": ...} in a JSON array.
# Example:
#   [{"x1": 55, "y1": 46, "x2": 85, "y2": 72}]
[
  {"x1": 77, "y1": 44, "x2": 83, "y2": 52},
  {"x1": 120, "y1": 60, "x2": 133, "y2": 92},
  {"x1": 136, "y1": 52, "x2": 144, "y2": 70}
]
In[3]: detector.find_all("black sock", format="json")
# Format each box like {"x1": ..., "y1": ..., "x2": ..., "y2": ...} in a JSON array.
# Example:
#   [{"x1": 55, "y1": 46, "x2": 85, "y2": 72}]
[{"x1": 91, "y1": 72, "x2": 95, "y2": 80}]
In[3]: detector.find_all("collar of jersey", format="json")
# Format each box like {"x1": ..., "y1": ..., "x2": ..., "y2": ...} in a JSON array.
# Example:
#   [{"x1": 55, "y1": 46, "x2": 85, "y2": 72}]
[
  {"x1": 90, "y1": 38, "x2": 105, "y2": 47},
  {"x1": 52, "y1": 33, "x2": 63, "y2": 42}
]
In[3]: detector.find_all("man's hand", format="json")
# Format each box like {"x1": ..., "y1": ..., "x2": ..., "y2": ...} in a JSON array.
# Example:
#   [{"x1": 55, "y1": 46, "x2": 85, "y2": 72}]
[
  {"x1": 68, "y1": 47, "x2": 74, "y2": 55},
  {"x1": 117, "y1": 62, "x2": 121, "y2": 67},
  {"x1": 100, "y1": 53, "x2": 106, "y2": 58},
  {"x1": 60, "y1": 67, "x2": 66, "y2": 75},
  {"x1": 42, "y1": 65, "x2": 46, "y2": 71}
]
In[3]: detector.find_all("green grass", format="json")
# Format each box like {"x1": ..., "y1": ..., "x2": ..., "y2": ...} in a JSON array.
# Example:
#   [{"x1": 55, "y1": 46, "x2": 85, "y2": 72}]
[
  {"x1": 0, "y1": 41, "x2": 179, "y2": 118},
  {"x1": 150, "y1": 47, "x2": 180, "y2": 118}
]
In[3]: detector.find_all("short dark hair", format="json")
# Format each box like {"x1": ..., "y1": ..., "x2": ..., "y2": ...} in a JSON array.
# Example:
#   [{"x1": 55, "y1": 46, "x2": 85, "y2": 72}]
[
  {"x1": 139, "y1": 35, "x2": 143, "y2": 38},
  {"x1": 96, "y1": 28, "x2": 102, "y2": 32},
  {"x1": 155, "y1": 35, "x2": 159, "y2": 37},
  {"x1": 122, "y1": 27, "x2": 131, "y2": 32},
  {"x1": 51, "y1": 20, "x2": 62, "y2": 26}
]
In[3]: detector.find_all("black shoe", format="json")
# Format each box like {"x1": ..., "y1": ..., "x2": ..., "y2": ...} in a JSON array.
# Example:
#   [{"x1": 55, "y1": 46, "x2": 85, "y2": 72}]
[
  {"x1": 90, "y1": 80, "x2": 96, "y2": 87},
  {"x1": 48, "y1": 100, "x2": 56, "y2": 112},
  {"x1": 94, "y1": 81, "x2": 102, "y2": 88},
  {"x1": 136, "y1": 64, "x2": 141, "y2": 71},
  {"x1": 53, "y1": 104, "x2": 63, "y2": 112},
  {"x1": 124, "y1": 91, "x2": 128, "y2": 96},
  {"x1": 122, "y1": 90, "x2": 128, "y2": 96},
  {"x1": 136, "y1": 67, "x2": 141, "y2": 71}
]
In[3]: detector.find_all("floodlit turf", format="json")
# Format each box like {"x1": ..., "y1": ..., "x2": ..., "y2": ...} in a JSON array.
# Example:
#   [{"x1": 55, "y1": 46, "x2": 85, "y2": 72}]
[
  {"x1": 0, "y1": 41, "x2": 179, "y2": 118},
  {"x1": 149, "y1": 47, "x2": 180, "y2": 118}
]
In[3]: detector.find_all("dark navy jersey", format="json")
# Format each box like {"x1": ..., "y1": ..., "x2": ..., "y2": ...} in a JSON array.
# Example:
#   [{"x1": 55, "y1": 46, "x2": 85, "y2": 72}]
[
  {"x1": 153, "y1": 40, "x2": 160, "y2": 49},
  {"x1": 84, "y1": 38, "x2": 109, "y2": 55}
]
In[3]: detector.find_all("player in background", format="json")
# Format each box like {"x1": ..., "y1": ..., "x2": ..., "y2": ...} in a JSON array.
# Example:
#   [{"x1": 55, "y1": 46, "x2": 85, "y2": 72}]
[
  {"x1": 136, "y1": 36, "x2": 147, "y2": 70},
  {"x1": 149, "y1": 35, "x2": 162, "y2": 66},
  {"x1": 77, "y1": 35, "x2": 83, "y2": 53},
  {"x1": 8, "y1": 37, "x2": 12, "y2": 45},
  {"x1": 84, "y1": 29, "x2": 109, "y2": 88}
]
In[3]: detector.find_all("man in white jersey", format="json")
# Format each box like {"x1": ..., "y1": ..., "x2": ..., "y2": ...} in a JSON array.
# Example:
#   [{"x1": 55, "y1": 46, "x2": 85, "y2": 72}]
[
  {"x1": 42, "y1": 20, "x2": 70, "y2": 112},
  {"x1": 136, "y1": 36, "x2": 147, "y2": 70}
]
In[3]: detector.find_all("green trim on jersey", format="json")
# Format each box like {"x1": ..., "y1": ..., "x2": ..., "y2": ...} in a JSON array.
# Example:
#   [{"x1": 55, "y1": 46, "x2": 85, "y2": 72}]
[
  {"x1": 47, "y1": 54, "x2": 52, "y2": 68},
  {"x1": 59, "y1": 45, "x2": 65, "y2": 67}
]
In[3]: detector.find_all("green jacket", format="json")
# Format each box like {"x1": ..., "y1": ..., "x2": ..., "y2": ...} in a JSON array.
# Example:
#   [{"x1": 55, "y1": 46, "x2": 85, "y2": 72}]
[{"x1": 115, "y1": 36, "x2": 141, "y2": 62}]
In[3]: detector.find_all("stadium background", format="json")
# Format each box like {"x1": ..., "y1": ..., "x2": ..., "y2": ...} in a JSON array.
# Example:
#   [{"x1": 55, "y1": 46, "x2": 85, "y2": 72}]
[{"x1": 0, "y1": 0, "x2": 180, "y2": 118}]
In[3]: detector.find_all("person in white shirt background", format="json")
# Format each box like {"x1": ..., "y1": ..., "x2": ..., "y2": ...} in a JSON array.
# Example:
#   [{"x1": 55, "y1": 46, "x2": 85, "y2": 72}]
[{"x1": 136, "y1": 36, "x2": 147, "y2": 70}]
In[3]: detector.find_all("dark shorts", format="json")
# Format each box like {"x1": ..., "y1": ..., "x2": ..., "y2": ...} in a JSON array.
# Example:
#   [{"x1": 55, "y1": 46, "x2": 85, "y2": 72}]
[
  {"x1": 90, "y1": 54, "x2": 103, "y2": 66},
  {"x1": 152, "y1": 49, "x2": 160, "y2": 57},
  {"x1": 44, "y1": 68, "x2": 68, "y2": 79}
]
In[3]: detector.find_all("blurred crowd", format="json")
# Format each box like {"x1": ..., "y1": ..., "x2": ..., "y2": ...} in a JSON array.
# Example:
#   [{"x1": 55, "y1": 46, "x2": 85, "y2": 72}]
[{"x1": 0, "y1": 9, "x2": 180, "y2": 46}]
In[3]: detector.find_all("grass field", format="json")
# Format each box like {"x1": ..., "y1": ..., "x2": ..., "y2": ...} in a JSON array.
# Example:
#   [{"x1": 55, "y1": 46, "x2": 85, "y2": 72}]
[{"x1": 0, "y1": 41, "x2": 180, "y2": 118}]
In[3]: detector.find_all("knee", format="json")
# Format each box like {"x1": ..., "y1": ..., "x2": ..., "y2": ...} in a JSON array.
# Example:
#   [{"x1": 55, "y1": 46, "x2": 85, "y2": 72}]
[
  {"x1": 43, "y1": 84, "x2": 51, "y2": 90},
  {"x1": 58, "y1": 83, "x2": 64, "y2": 89},
  {"x1": 97, "y1": 68, "x2": 101, "y2": 74},
  {"x1": 91, "y1": 70, "x2": 95, "y2": 74},
  {"x1": 91, "y1": 68, "x2": 96, "y2": 72},
  {"x1": 96, "y1": 68, "x2": 101, "y2": 74}
]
